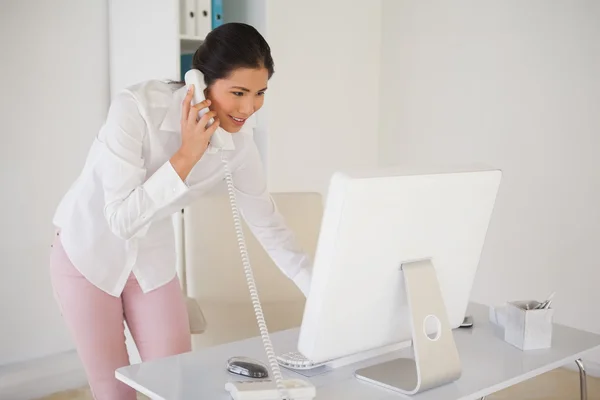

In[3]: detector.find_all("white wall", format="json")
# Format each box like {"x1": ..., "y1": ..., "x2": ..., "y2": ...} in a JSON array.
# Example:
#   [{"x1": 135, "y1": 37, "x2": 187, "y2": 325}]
[
  {"x1": 379, "y1": 0, "x2": 600, "y2": 361},
  {"x1": 264, "y1": 0, "x2": 382, "y2": 194},
  {"x1": 224, "y1": 0, "x2": 382, "y2": 194},
  {"x1": 0, "y1": 0, "x2": 109, "y2": 367}
]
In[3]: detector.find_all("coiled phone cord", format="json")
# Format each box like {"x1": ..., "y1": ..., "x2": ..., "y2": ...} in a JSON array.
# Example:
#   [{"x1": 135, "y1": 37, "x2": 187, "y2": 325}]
[{"x1": 221, "y1": 154, "x2": 290, "y2": 400}]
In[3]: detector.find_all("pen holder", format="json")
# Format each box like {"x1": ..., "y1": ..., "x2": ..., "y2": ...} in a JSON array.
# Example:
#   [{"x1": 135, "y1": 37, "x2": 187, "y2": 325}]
[{"x1": 504, "y1": 300, "x2": 553, "y2": 350}]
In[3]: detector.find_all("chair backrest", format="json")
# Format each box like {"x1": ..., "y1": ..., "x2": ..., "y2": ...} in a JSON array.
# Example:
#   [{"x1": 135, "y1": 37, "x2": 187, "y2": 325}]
[{"x1": 182, "y1": 192, "x2": 323, "y2": 305}]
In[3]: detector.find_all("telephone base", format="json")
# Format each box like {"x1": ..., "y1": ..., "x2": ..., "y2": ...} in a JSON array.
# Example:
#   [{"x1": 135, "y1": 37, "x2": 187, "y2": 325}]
[{"x1": 225, "y1": 378, "x2": 316, "y2": 400}]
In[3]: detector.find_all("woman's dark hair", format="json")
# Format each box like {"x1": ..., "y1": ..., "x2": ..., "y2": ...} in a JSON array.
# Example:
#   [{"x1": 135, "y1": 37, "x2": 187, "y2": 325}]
[{"x1": 192, "y1": 22, "x2": 274, "y2": 87}]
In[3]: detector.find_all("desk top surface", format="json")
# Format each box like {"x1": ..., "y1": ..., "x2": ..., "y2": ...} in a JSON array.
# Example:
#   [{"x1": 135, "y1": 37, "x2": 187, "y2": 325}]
[{"x1": 116, "y1": 303, "x2": 600, "y2": 400}]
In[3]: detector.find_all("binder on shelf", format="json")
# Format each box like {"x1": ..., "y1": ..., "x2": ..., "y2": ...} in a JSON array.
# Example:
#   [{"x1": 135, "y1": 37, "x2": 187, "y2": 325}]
[
  {"x1": 180, "y1": 54, "x2": 194, "y2": 82},
  {"x1": 195, "y1": 0, "x2": 212, "y2": 38},
  {"x1": 181, "y1": 0, "x2": 196, "y2": 36},
  {"x1": 212, "y1": 0, "x2": 223, "y2": 29}
]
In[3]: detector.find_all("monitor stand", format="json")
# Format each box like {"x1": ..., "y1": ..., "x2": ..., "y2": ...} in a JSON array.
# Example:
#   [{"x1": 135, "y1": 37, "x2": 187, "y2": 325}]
[{"x1": 355, "y1": 259, "x2": 462, "y2": 395}]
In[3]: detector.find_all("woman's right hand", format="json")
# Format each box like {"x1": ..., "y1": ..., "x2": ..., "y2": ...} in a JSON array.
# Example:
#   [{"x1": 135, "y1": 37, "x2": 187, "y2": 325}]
[{"x1": 170, "y1": 85, "x2": 221, "y2": 181}]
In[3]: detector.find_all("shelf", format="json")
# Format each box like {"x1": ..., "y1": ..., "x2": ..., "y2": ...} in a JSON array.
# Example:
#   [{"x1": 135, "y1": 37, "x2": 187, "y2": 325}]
[
  {"x1": 180, "y1": 34, "x2": 205, "y2": 54},
  {"x1": 180, "y1": 34, "x2": 206, "y2": 41}
]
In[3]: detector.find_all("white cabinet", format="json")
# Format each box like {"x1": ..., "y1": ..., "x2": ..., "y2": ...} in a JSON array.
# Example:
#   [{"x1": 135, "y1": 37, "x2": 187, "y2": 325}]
[
  {"x1": 180, "y1": 0, "x2": 213, "y2": 39},
  {"x1": 107, "y1": 0, "x2": 221, "y2": 98},
  {"x1": 107, "y1": 0, "x2": 228, "y2": 364}
]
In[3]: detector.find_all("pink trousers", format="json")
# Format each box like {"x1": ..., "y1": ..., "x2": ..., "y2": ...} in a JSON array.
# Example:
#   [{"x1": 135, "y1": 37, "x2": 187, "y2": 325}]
[{"x1": 49, "y1": 233, "x2": 191, "y2": 400}]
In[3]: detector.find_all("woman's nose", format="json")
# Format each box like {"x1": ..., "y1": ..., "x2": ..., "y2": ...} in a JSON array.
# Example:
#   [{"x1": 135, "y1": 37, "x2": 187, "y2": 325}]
[{"x1": 239, "y1": 100, "x2": 254, "y2": 116}]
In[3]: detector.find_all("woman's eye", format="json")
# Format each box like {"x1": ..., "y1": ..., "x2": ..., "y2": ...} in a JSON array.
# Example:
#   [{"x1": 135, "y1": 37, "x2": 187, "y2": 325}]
[
  {"x1": 258, "y1": 91, "x2": 265, "y2": 96},
  {"x1": 232, "y1": 92, "x2": 244, "y2": 97}
]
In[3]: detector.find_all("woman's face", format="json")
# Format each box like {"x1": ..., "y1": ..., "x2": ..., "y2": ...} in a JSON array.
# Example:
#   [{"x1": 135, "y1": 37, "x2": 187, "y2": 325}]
[{"x1": 205, "y1": 67, "x2": 269, "y2": 133}]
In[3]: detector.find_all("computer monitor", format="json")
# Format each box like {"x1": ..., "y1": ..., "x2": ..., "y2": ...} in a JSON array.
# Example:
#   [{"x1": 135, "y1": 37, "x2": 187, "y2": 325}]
[{"x1": 296, "y1": 166, "x2": 501, "y2": 385}]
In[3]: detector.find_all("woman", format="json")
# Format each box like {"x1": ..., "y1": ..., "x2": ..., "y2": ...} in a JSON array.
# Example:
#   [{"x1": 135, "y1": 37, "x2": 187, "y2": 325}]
[{"x1": 50, "y1": 22, "x2": 312, "y2": 399}]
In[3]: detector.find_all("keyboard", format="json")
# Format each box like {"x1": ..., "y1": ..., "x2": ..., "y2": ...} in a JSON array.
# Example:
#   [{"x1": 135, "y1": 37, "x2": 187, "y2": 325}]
[{"x1": 276, "y1": 352, "x2": 325, "y2": 370}]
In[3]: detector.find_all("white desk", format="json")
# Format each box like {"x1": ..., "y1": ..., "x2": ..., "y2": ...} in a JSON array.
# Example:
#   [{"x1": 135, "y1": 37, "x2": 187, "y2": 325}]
[{"x1": 116, "y1": 303, "x2": 600, "y2": 399}]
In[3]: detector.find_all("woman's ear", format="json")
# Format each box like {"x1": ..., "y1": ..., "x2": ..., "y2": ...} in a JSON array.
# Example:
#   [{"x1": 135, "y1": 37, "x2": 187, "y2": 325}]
[{"x1": 203, "y1": 87, "x2": 213, "y2": 108}]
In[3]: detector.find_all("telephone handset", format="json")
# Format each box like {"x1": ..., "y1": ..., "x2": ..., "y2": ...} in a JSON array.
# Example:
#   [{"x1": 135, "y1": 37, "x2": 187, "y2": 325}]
[
  {"x1": 184, "y1": 69, "x2": 235, "y2": 153},
  {"x1": 184, "y1": 68, "x2": 315, "y2": 399}
]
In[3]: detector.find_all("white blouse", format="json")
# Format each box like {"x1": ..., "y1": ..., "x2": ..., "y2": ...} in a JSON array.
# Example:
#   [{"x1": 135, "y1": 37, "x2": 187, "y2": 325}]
[{"x1": 53, "y1": 80, "x2": 312, "y2": 297}]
